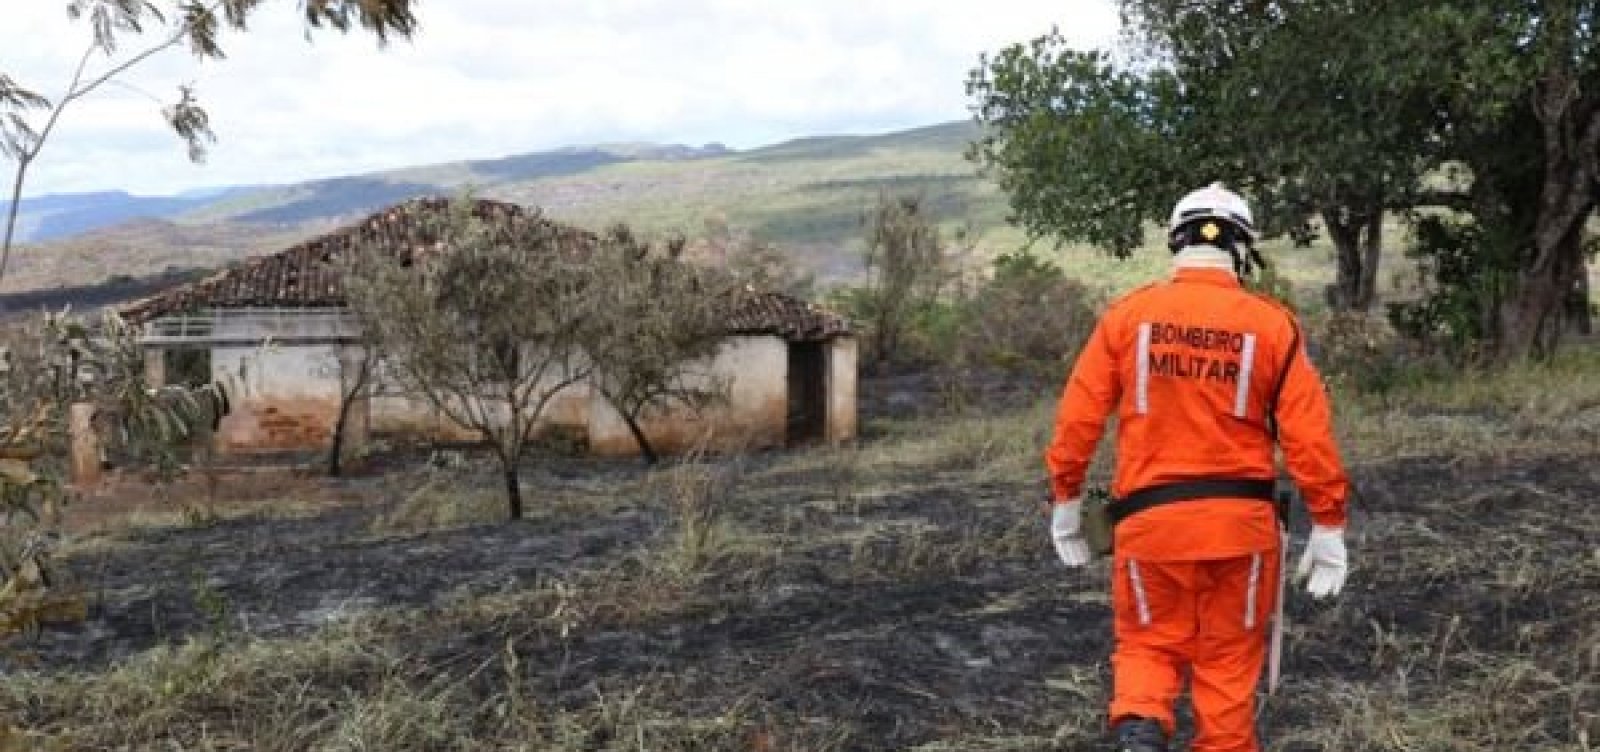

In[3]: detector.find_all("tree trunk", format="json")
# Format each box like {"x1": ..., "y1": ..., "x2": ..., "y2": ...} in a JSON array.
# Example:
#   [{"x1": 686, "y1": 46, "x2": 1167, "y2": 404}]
[
  {"x1": 620, "y1": 409, "x2": 660, "y2": 465},
  {"x1": 1322, "y1": 208, "x2": 1381, "y2": 310},
  {"x1": 1499, "y1": 264, "x2": 1568, "y2": 360},
  {"x1": 1497, "y1": 3, "x2": 1598, "y2": 360},
  {"x1": 327, "y1": 351, "x2": 372, "y2": 478},
  {"x1": 1497, "y1": 196, "x2": 1590, "y2": 360},
  {"x1": 1573, "y1": 259, "x2": 1594, "y2": 336},
  {"x1": 327, "y1": 403, "x2": 350, "y2": 477},
  {"x1": 503, "y1": 466, "x2": 524, "y2": 521},
  {"x1": 500, "y1": 398, "x2": 526, "y2": 521},
  {"x1": 1356, "y1": 209, "x2": 1383, "y2": 310},
  {"x1": 0, "y1": 159, "x2": 34, "y2": 293}
]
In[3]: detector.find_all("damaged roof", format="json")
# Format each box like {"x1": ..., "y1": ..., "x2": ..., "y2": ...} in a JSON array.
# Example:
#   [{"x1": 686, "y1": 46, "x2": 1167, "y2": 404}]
[
  {"x1": 118, "y1": 197, "x2": 578, "y2": 324},
  {"x1": 120, "y1": 197, "x2": 851, "y2": 342},
  {"x1": 724, "y1": 289, "x2": 852, "y2": 342}
]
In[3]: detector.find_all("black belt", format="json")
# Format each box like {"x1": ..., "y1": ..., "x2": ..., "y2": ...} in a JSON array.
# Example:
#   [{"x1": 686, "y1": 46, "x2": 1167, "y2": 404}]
[{"x1": 1109, "y1": 478, "x2": 1278, "y2": 525}]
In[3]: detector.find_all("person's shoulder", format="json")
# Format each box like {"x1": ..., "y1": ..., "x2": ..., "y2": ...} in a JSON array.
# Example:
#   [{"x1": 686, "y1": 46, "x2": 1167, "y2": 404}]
[
  {"x1": 1241, "y1": 289, "x2": 1302, "y2": 330},
  {"x1": 1104, "y1": 281, "x2": 1167, "y2": 315}
]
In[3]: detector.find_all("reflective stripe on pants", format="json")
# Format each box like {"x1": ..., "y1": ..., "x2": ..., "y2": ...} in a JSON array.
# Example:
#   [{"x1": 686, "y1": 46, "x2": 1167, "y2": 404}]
[{"x1": 1109, "y1": 551, "x2": 1280, "y2": 752}]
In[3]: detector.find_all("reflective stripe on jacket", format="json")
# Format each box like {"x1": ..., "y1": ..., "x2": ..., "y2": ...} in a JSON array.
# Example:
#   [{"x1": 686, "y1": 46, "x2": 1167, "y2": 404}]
[{"x1": 1046, "y1": 252, "x2": 1349, "y2": 560}]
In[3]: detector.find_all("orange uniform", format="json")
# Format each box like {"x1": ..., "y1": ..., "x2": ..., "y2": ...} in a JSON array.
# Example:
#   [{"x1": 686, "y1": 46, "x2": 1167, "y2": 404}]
[{"x1": 1045, "y1": 255, "x2": 1349, "y2": 751}]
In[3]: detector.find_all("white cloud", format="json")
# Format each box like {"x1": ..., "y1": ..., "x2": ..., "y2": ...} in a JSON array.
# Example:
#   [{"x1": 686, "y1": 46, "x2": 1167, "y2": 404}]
[{"x1": 5, "y1": 0, "x2": 1119, "y2": 197}]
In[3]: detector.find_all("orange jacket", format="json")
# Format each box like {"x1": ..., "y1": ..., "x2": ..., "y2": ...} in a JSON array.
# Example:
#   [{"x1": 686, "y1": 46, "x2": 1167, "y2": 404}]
[{"x1": 1046, "y1": 255, "x2": 1349, "y2": 560}]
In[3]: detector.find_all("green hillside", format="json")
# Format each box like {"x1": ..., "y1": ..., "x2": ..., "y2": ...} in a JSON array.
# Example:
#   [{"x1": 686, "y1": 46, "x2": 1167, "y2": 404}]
[{"x1": 472, "y1": 123, "x2": 1008, "y2": 281}]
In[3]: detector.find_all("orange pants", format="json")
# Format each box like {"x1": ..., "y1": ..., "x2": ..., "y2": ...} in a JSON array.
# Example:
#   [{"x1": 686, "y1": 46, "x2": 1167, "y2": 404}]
[{"x1": 1109, "y1": 550, "x2": 1280, "y2": 752}]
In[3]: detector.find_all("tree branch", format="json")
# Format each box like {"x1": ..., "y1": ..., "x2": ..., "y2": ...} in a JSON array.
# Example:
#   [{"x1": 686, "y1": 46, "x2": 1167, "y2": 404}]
[
  {"x1": 0, "y1": 1, "x2": 221, "y2": 291},
  {"x1": 1403, "y1": 189, "x2": 1476, "y2": 213},
  {"x1": 60, "y1": 25, "x2": 189, "y2": 111}
]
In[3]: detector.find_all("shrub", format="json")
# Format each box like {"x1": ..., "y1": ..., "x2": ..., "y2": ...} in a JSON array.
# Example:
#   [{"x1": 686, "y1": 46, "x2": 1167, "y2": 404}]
[
  {"x1": 825, "y1": 287, "x2": 962, "y2": 370},
  {"x1": 1385, "y1": 215, "x2": 1516, "y2": 361},
  {"x1": 646, "y1": 441, "x2": 746, "y2": 574},
  {"x1": 953, "y1": 251, "x2": 1099, "y2": 376},
  {"x1": 1305, "y1": 311, "x2": 1416, "y2": 396}
]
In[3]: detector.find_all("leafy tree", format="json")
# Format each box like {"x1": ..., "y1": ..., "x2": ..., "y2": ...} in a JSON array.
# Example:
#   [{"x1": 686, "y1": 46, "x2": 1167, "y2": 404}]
[
  {"x1": 584, "y1": 226, "x2": 733, "y2": 465},
  {"x1": 1134, "y1": 0, "x2": 1453, "y2": 311},
  {"x1": 1, "y1": 309, "x2": 231, "y2": 639},
  {"x1": 0, "y1": 0, "x2": 418, "y2": 291},
  {"x1": 966, "y1": 40, "x2": 1192, "y2": 258},
  {"x1": 1461, "y1": 0, "x2": 1600, "y2": 357},
  {"x1": 967, "y1": 17, "x2": 1443, "y2": 312},
  {"x1": 973, "y1": 1, "x2": 1599, "y2": 360},
  {"x1": 340, "y1": 199, "x2": 599, "y2": 521}
]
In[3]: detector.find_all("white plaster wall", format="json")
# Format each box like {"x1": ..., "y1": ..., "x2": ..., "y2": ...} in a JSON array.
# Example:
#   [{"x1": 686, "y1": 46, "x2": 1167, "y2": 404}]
[
  {"x1": 826, "y1": 336, "x2": 859, "y2": 443},
  {"x1": 214, "y1": 343, "x2": 343, "y2": 399},
  {"x1": 587, "y1": 335, "x2": 789, "y2": 456},
  {"x1": 212, "y1": 342, "x2": 344, "y2": 451},
  {"x1": 214, "y1": 310, "x2": 360, "y2": 342},
  {"x1": 195, "y1": 312, "x2": 835, "y2": 457},
  {"x1": 366, "y1": 358, "x2": 590, "y2": 445}
]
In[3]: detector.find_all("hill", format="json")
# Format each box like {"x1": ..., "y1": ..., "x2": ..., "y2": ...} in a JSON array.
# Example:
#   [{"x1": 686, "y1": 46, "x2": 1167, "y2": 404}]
[
  {"x1": 10, "y1": 120, "x2": 1395, "y2": 313},
  {"x1": 8, "y1": 122, "x2": 1028, "y2": 297},
  {"x1": 0, "y1": 189, "x2": 255, "y2": 244},
  {"x1": 1, "y1": 217, "x2": 318, "y2": 304}
]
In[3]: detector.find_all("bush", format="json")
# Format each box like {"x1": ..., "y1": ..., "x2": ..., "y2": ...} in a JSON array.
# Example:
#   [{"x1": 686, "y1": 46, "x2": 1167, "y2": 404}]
[
  {"x1": 1385, "y1": 216, "x2": 1516, "y2": 360},
  {"x1": 1304, "y1": 311, "x2": 1418, "y2": 396},
  {"x1": 645, "y1": 441, "x2": 747, "y2": 574},
  {"x1": 953, "y1": 251, "x2": 1099, "y2": 376},
  {"x1": 825, "y1": 287, "x2": 962, "y2": 370}
]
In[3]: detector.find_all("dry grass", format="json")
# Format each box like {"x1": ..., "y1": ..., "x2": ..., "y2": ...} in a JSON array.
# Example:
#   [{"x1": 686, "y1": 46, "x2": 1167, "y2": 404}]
[
  {"x1": 63, "y1": 469, "x2": 359, "y2": 536},
  {"x1": 2, "y1": 353, "x2": 1598, "y2": 750},
  {"x1": 1335, "y1": 347, "x2": 1600, "y2": 462},
  {"x1": 368, "y1": 478, "x2": 506, "y2": 535},
  {"x1": 643, "y1": 447, "x2": 747, "y2": 575}
]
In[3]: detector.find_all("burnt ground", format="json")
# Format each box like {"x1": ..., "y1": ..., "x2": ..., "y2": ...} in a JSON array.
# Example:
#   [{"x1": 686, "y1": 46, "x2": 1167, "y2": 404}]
[{"x1": 0, "y1": 375, "x2": 1596, "y2": 750}]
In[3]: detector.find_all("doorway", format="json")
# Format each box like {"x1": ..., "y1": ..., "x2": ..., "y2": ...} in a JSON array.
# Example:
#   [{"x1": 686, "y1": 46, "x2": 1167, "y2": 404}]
[
  {"x1": 164, "y1": 347, "x2": 212, "y2": 387},
  {"x1": 786, "y1": 341, "x2": 826, "y2": 444}
]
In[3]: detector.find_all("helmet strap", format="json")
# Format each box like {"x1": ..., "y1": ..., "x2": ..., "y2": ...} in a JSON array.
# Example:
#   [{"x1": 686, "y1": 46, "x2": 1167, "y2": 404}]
[{"x1": 1230, "y1": 242, "x2": 1265, "y2": 279}]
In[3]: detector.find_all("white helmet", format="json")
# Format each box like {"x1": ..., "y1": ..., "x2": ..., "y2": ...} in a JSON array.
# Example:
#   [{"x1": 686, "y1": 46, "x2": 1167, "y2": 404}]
[{"x1": 1167, "y1": 182, "x2": 1257, "y2": 243}]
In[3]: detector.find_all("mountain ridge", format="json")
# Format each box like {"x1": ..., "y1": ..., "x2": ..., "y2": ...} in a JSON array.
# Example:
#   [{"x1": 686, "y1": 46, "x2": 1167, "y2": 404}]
[{"x1": 5, "y1": 120, "x2": 1000, "y2": 295}]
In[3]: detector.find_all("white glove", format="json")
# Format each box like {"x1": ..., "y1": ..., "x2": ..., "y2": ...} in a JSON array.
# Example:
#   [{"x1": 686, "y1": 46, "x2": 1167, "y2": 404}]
[
  {"x1": 1050, "y1": 500, "x2": 1093, "y2": 567},
  {"x1": 1296, "y1": 525, "x2": 1349, "y2": 599}
]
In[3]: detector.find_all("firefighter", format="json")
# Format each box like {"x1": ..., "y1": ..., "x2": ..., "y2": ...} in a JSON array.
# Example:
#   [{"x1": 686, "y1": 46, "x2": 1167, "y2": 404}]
[{"x1": 1044, "y1": 184, "x2": 1351, "y2": 752}]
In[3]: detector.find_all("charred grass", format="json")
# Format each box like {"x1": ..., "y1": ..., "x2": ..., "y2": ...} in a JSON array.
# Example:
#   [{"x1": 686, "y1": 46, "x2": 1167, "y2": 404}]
[{"x1": 1, "y1": 360, "x2": 1597, "y2": 750}]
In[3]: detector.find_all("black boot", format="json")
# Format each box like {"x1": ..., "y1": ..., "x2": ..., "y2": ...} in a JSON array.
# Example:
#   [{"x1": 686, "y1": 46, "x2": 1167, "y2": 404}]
[{"x1": 1112, "y1": 716, "x2": 1167, "y2": 752}]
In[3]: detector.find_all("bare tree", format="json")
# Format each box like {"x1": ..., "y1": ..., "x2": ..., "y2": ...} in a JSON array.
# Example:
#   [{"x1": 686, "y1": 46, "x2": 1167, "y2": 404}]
[
  {"x1": 699, "y1": 214, "x2": 814, "y2": 297},
  {"x1": 860, "y1": 193, "x2": 952, "y2": 370},
  {"x1": 325, "y1": 343, "x2": 377, "y2": 478},
  {"x1": 0, "y1": 0, "x2": 418, "y2": 291},
  {"x1": 339, "y1": 199, "x2": 598, "y2": 521},
  {"x1": 585, "y1": 226, "x2": 733, "y2": 465}
]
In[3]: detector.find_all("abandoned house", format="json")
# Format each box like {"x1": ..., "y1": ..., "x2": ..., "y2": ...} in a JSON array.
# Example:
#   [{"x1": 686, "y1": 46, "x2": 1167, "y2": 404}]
[{"x1": 119, "y1": 197, "x2": 857, "y2": 457}]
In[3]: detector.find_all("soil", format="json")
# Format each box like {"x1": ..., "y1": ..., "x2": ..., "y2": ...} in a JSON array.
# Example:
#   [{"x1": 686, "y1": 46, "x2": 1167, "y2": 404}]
[{"x1": 3, "y1": 374, "x2": 1597, "y2": 750}]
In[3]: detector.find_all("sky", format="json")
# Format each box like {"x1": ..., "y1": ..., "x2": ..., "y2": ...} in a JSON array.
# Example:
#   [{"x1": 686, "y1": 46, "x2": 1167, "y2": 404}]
[{"x1": 6, "y1": 1, "x2": 1119, "y2": 198}]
